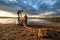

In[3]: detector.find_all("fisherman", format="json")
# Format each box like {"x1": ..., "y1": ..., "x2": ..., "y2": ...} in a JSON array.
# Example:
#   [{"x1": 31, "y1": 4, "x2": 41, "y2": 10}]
[
  {"x1": 24, "y1": 14, "x2": 27, "y2": 25},
  {"x1": 17, "y1": 10, "x2": 23, "y2": 25}
]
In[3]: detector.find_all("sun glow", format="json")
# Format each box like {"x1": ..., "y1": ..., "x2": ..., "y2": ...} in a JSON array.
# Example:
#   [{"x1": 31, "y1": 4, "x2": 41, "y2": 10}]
[{"x1": 0, "y1": 10, "x2": 17, "y2": 17}]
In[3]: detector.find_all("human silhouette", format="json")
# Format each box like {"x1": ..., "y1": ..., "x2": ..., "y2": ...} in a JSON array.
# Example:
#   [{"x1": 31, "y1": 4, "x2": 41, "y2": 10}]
[
  {"x1": 17, "y1": 10, "x2": 23, "y2": 25},
  {"x1": 24, "y1": 14, "x2": 27, "y2": 25}
]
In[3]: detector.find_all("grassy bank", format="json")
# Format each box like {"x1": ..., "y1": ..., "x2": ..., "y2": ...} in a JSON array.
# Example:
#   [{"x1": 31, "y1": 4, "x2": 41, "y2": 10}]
[{"x1": 40, "y1": 17, "x2": 60, "y2": 22}]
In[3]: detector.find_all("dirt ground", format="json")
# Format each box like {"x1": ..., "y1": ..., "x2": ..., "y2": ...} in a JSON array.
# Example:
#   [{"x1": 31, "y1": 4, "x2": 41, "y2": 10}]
[{"x1": 0, "y1": 24, "x2": 60, "y2": 40}]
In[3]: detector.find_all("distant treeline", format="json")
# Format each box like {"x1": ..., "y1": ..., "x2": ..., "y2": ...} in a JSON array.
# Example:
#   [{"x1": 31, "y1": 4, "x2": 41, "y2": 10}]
[{"x1": 40, "y1": 17, "x2": 60, "y2": 22}]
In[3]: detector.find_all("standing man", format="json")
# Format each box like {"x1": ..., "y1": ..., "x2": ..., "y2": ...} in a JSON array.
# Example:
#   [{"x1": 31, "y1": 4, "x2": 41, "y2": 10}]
[
  {"x1": 17, "y1": 10, "x2": 23, "y2": 25},
  {"x1": 24, "y1": 14, "x2": 27, "y2": 25}
]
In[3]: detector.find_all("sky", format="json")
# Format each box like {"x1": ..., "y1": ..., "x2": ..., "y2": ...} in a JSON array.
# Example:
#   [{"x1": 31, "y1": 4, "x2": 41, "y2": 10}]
[{"x1": 0, "y1": 0, "x2": 60, "y2": 17}]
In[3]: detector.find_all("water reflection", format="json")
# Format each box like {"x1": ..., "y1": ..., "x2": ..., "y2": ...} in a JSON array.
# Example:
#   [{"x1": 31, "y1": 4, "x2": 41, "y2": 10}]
[
  {"x1": 27, "y1": 19, "x2": 60, "y2": 25},
  {"x1": 0, "y1": 18, "x2": 60, "y2": 24}
]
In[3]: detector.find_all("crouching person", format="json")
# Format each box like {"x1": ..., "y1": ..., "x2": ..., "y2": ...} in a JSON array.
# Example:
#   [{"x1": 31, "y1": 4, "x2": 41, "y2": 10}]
[{"x1": 17, "y1": 10, "x2": 23, "y2": 25}]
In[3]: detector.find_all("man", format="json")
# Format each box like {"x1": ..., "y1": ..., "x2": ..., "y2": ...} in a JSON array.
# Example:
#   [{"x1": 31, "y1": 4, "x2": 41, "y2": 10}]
[
  {"x1": 24, "y1": 14, "x2": 27, "y2": 25},
  {"x1": 17, "y1": 10, "x2": 23, "y2": 25}
]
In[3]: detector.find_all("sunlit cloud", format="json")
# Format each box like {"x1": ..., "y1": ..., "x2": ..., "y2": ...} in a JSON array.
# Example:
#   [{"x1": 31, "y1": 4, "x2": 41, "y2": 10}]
[
  {"x1": 40, "y1": 11, "x2": 55, "y2": 15},
  {"x1": 0, "y1": 10, "x2": 17, "y2": 17}
]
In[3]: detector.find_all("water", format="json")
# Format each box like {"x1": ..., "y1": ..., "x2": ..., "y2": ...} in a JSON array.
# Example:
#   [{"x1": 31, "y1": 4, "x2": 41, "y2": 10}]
[
  {"x1": 0, "y1": 18, "x2": 60, "y2": 24},
  {"x1": 0, "y1": 18, "x2": 17, "y2": 24},
  {"x1": 27, "y1": 19, "x2": 60, "y2": 25}
]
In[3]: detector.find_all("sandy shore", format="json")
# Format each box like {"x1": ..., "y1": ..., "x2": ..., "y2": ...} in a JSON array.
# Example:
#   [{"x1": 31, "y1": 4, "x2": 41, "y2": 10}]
[{"x1": 0, "y1": 24, "x2": 60, "y2": 40}]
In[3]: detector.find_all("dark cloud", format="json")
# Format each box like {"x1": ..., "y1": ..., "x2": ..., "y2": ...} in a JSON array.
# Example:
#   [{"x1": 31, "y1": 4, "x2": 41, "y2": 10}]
[
  {"x1": 0, "y1": 0, "x2": 21, "y2": 12},
  {"x1": 0, "y1": 0, "x2": 60, "y2": 16}
]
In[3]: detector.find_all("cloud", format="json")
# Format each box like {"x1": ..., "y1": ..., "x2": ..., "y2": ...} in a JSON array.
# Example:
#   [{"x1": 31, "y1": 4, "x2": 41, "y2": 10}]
[
  {"x1": 0, "y1": 10, "x2": 17, "y2": 17},
  {"x1": 17, "y1": 0, "x2": 60, "y2": 15},
  {"x1": 0, "y1": 0, "x2": 60, "y2": 16},
  {"x1": 40, "y1": 11, "x2": 55, "y2": 15},
  {"x1": 0, "y1": 0, "x2": 22, "y2": 13}
]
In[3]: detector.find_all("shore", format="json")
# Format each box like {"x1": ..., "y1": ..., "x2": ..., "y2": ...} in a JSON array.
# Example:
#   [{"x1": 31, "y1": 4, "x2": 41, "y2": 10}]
[{"x1": 0, "y1": 24, "x2": 60, "y2": 40}]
